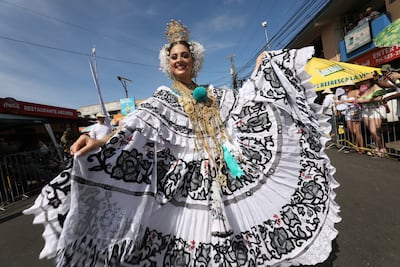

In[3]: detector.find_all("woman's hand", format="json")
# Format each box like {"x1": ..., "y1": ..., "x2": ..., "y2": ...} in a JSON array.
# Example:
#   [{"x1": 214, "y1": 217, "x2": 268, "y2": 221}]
[
  {"x1": 70, "y1": 134, "x2": 106, "y2": 156},
  {"x1": 386, "y1": 71, "x2": 400, "y2": 82},
  {"x1": 253, "y1": 52, "x2": 267, "y2": 73}
]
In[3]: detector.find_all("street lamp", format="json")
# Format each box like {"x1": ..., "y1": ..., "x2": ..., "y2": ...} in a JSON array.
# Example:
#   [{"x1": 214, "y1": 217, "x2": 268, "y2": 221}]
[
  {"x1": 261, "y1": 20, "x2": 270, "y2": 50},
  {"x1": 117, "y1": 76, "x2": 132, "y2": 98}
]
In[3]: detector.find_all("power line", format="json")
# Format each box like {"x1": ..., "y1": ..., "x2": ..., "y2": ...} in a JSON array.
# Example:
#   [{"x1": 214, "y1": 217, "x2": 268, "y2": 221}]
[
  {"x1": 0, "y1": 0, "x2": 157, "y2": 54},
  {"x1": 0, "y1": 35, "x2": 157, "y2": 68},
  {"x1": 235, "y1": 0, "x2": 330, "y2": 80}
]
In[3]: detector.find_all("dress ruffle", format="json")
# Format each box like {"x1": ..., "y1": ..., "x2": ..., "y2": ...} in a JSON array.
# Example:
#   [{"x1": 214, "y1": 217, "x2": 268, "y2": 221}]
[{"x1": 24, "y1": 46, "x2": 340, "y2": 266}]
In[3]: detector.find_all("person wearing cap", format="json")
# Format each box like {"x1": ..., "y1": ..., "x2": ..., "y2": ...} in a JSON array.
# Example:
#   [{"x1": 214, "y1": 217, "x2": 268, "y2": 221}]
[
  {"x1": 89, "y1": 112, "x2": 112, "y2": 140},
  {"x1": 335, "y1": 80, "x2": 364, "y2": 153},
  {"x1": 321, "y1": 88, "x2": 335, "y2": 117},
  {"x1": 357, "y1": 75, "x2": 387, "y2": 157}
]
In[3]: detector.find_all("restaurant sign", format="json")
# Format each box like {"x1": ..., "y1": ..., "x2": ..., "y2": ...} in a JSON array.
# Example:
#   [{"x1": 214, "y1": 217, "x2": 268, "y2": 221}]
[
  {"x1": 350, "y1": 45, "x2": 400, "y2": 66},
  {"x1": 0, "y1": 97, "x2": 78, "y2": 119}
]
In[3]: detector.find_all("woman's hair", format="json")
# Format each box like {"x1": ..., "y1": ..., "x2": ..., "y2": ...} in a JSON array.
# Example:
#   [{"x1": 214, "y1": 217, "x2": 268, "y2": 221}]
[{"x1": 159, "y1": 40, "x2": 205, "y2": 80}]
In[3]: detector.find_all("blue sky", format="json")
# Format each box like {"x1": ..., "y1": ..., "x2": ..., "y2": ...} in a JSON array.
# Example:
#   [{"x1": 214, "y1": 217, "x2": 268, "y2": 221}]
[{"x1": 0, "y1": 0, "x2": 328, "y2": 109}]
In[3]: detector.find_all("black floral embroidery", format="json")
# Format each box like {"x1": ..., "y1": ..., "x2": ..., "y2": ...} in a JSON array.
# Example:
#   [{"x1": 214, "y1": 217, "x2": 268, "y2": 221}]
[
  {"x1": 96, "y1": 122, "x2": 330, "y2": 266},
  {"x1": 111, "y1": 150, "x2": 152, "y2": 183},
  {"x1": 269, "y1": 228, "x2": 295, "y2": 256},
  {"x1": 157, "y1": 159, "x2": 213, "y2": 201},
  {"x1": 86, "y1": 138, "x2": 176, "y2": 186},
  {"x1": 46, "y1": 169, "x2": 71, "y2": 209}
]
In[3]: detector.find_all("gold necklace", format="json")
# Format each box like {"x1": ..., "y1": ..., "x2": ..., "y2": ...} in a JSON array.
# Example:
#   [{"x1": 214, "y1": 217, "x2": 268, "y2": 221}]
[{"x1": 173, "y1": 80, "x2": 230, "y2": 187}]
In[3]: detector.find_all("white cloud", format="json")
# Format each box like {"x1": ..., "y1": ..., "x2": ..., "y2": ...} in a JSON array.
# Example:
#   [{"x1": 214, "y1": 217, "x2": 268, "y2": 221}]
[{"x1": 195, "y1": 14, "x2": 246, "y2": 34}]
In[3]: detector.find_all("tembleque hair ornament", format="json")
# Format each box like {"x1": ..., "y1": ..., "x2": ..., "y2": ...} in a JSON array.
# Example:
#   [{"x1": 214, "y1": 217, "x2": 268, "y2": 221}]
[{"x1": 165, "y1": 20, "x2": 190, "y2": 44}]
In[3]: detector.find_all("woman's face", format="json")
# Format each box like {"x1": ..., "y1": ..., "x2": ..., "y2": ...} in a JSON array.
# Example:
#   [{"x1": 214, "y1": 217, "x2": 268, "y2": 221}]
[{"x1": 169, "y1": 43, "x2": 194, "y2": 82}]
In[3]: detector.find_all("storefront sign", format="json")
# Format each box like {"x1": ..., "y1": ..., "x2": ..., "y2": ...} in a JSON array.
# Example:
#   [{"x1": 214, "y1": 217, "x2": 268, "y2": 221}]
[
  {"x1": 0, "y1": 97, "x2": 78, "y2": 118},
  {"x1": 350, "y1": 45, "x2": 400, "y2": 66},
  {"x1": 120, "y1": 97, "x2": 135, "y2": 117},
  {"x1": 344, "y1": 22, "x2": 372, "y2": 54}
]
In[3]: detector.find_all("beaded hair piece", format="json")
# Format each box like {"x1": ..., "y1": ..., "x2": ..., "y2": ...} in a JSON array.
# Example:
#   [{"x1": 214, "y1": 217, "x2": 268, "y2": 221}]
[{"x1": 165, "y1": 20, "x2": 190, "y2": 44}]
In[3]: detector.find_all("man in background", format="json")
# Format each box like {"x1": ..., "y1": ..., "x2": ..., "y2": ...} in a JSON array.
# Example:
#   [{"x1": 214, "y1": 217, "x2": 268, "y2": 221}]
[{"x1": 89, "y1": 113, "x2": 112, "y2": 140}]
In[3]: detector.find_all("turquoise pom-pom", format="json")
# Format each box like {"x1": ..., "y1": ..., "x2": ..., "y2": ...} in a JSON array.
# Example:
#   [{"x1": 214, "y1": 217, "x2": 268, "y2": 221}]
[{"x1": 192, "y1": 86, "x2": 208, "y2": 103}]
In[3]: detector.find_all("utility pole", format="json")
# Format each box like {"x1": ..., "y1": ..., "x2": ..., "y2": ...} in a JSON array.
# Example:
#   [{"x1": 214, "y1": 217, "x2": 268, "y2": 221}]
[{"x1": 228, "y1": 54, "x2": 238, "y2": 92}]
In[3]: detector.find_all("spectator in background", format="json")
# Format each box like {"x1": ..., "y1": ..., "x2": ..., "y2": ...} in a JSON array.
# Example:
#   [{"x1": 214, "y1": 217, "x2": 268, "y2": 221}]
[
  {"x1": 358, "y1": 83, "x2": 369, "y2": 97},
  {"x1": 320, "y1": 88, "x2": 335, "y2": 137},
  {"x1": 89, "y1": 113, "x2": 112, "y2": 140},
  {"x1": 383, "y1": 71, "x2": 400, "y2": 121},
  {"x1": 60, "y1": 130, "x2": 72, "y2": 154},
  {"x1": 366, "y1": 6, "x2": 380, "y2": 21},
  {"x1": 357, "y1": 75, "x2": 387, "y2": 157},
  {"x1": 334, "y1": 87, "x2": 346, "y2": 123},
  {"x1": 321, "y1": 88, "x2": 335, "y2": 122},
  {"x1": 346, "y1": 22, "x2": 355, "y2": 33},
  {"x1": 336, "y1": 81, "x2": 364, "y2": 153},
  {"x1": 357, "y1": 12, "x2": 368, "y2": 26},
  {"x1": 38, "y1": 140, "x2": 49, "y2": 153}
]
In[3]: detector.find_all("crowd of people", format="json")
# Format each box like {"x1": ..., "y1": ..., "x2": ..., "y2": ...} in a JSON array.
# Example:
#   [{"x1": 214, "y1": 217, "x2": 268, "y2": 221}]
[{"x1": 320, "y1": 67, "x2": 400, "y2": 157}]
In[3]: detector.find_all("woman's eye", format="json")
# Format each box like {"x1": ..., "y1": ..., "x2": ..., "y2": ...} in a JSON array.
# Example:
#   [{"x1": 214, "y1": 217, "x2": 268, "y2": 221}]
[{"x1": 170, "y1": 53, "x2": 190, "y2": 60}]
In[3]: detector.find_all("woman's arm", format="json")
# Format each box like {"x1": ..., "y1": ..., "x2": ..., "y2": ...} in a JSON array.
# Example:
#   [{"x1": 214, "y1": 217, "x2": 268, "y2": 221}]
[
  {"x1": 253, "y1": 52, "x2": 267, "y2": 74},
  {"x1": 383, "y1": 92, "x2": 400, "y2": 102},
  {"x1": 69, "y1": 134, "x2": 108, "y2": 156},
  {"x1": 70, "y1": 126, "x2": 120, "y2": 156}
]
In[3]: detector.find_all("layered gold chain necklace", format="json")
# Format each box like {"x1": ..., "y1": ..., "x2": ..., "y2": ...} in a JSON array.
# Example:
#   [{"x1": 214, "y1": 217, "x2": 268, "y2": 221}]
[{"x1": 173, "y1": 80, "x2": 231, "y2": 186}]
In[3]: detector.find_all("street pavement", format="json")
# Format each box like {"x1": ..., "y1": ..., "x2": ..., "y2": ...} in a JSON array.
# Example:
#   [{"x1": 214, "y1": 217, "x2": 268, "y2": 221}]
[{"x1": 0, "y1": 148, "x2": 399, "y2": 267}]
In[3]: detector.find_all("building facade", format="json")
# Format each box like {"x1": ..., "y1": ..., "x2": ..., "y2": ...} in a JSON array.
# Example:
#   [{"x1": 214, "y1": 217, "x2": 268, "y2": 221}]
[{"x1": 286, "y1": 0, "x2": 400, "y2": 69}]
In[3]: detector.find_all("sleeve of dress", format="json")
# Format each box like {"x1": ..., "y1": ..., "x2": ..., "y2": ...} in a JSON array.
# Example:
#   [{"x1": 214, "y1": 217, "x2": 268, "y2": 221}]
[
  {"x1": 222, "y1": 47, "x2": 340, "y2": 266},
  {"x1": 239, "y1": 47, "x2": 320, "y2": 129}
]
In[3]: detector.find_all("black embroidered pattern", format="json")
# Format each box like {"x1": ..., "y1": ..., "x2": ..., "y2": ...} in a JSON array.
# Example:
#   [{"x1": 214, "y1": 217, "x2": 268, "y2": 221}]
[
  {"x1": 157, "y1": 159, "x2": 213, "y2": 202},
  {"x1": 87, "y1": 139, "x2": 176, "y2": 186},
  {"x1": 93, "y1": 126, "x2": 329, "y2": 266},
  {"x1": 45, "y1": 160, "x2": 72, "y2": 226},
  {"x1": 46, "y1": 167, "x2": 71, "y2": 210}
]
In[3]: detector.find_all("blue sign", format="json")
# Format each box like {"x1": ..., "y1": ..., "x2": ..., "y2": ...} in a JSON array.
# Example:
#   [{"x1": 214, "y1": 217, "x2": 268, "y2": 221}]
[{"x1": 120, "y1": 97, "x2": 135, "y2": 116}]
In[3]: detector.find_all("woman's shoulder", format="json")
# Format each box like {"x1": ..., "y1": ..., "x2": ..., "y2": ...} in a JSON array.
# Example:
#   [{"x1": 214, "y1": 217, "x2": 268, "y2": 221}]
[{"x1": 371, "y1": 84, "x2": 383, "y2": 91}]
